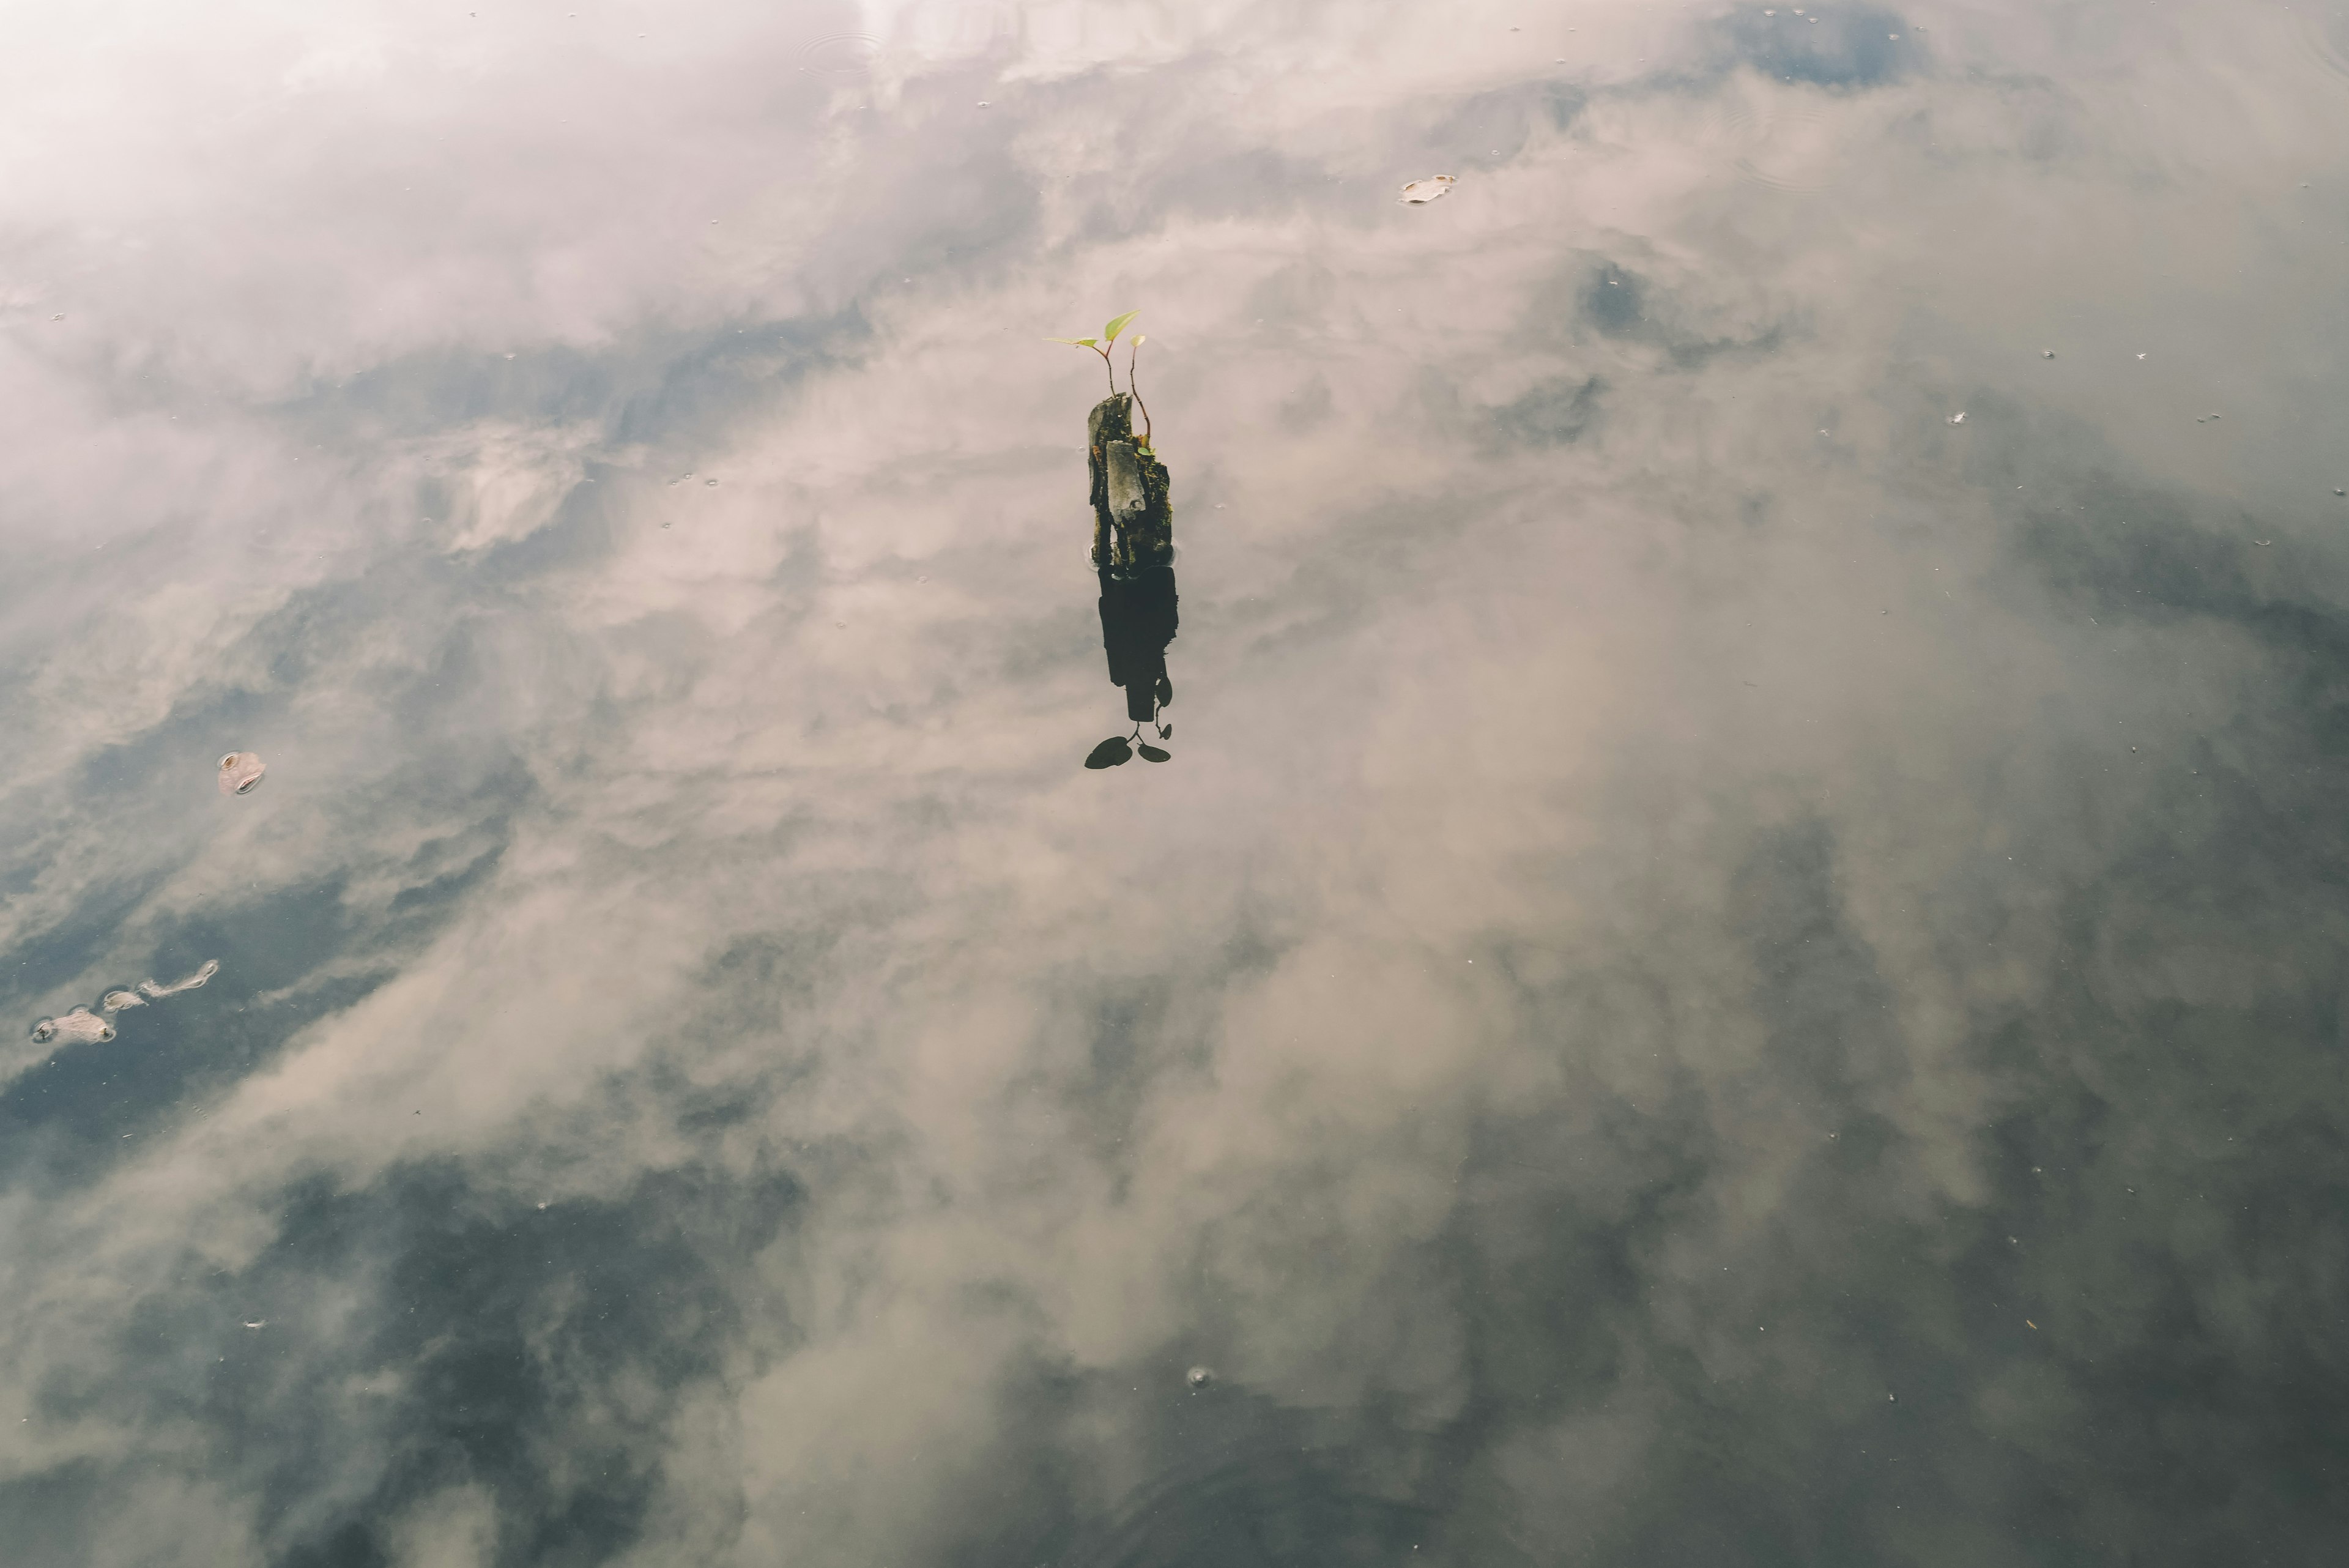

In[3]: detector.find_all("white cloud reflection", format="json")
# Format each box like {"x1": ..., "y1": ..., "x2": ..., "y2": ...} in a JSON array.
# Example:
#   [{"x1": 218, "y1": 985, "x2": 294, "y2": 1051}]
[{"x1": 4, "y1": 2, "x2": 2349, "y2": 1564}]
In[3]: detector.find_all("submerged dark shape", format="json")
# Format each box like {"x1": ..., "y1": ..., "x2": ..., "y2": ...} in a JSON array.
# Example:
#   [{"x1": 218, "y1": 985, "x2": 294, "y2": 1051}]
[
  {"x1": 1088, "y1": 564, "x2": 1180, "y2": 770},
  {"x1": 1088, "y1": 393, "x2": 1173, "y2": 575},
  {"x1": 1099, "y1": 566, "x2": 1178, "y2": 724}
]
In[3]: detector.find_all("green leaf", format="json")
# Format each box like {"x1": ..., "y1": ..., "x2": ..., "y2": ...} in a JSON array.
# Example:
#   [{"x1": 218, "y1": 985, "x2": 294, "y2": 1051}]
[
  {"x1": 1047, "y1": 337, "x2": 1101, "y2": 347},
  {"x1": 1103, "y1": 311, "x2": 1141, "y2": 343}
]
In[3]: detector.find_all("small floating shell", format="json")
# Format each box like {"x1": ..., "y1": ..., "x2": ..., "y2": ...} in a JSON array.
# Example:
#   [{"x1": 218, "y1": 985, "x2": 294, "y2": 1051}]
[{"x1": 218, "y1": 752, "x2": 267, "y2": 795}]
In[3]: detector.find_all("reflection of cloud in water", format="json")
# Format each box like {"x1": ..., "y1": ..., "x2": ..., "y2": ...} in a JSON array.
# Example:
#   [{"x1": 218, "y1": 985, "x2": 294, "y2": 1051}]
[
  {"x1": 2298, "y1": 6, "x2": 2349, "y2": 84},
  {"x1": 1707, "y1": 78, "x2": 1841, "y2": 193},
  {"x1": 1, "y1": 2, "x2": 2347, "y2": 1565},
  {"x1": 798, "y1": 32, "x2": 881, "y2": 76}
]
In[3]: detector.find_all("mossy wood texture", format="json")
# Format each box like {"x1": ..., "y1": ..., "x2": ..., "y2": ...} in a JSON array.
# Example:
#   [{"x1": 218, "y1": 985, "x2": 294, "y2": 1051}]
[{"x1": 1087, "y1": 393, "x2": 1173, "y2": 573}]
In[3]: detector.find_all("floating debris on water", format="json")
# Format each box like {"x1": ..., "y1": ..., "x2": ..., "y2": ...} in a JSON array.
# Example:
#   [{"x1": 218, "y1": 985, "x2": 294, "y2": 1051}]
[
  {"x1": 31, "y1": 1008, "x2": 114, "y2": 1044},
  {"x1": 1946, "y1": 411, "x2": 1966, "y2": 425},
  {"x1": 218, "y1": 752, "x2": 266, "y2": 795},
  {"x1": 1399, "y1": 175, "x2": 1457, "y2": 204},
  {"x1": 2042, "y1": 349, "x2": 2056, "y2": 358},
  {"x1": 1186, "y1": 1365, "x2": 1215, "y2": 1389},
  {"x1": 141, "y1": 959, "x2": 220, "y2": 1000},
  {"x1": 101, "y1": 990, "x2": 146, "y2": 1013}
]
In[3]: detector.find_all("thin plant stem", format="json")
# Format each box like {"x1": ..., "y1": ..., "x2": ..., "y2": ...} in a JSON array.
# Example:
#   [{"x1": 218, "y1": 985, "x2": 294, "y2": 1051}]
[{"x1": 1127, "y1": 340, "x2": 1152, "y2": 447}]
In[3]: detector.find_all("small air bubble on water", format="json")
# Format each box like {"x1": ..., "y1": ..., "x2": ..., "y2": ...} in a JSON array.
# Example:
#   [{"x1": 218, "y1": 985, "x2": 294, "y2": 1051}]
[{"x1": 1186, "y1": 1365, "x2": 1214, "y2": 1389}]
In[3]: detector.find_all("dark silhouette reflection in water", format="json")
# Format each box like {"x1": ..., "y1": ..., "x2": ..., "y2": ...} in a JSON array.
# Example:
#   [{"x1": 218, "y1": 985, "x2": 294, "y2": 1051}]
[
  {"x1": 1084, "y1": 387, "x2": 1179, "y2": 769},
  {"x1": 1086, "y1": 565, "x2": 1178, "y2": 768}
]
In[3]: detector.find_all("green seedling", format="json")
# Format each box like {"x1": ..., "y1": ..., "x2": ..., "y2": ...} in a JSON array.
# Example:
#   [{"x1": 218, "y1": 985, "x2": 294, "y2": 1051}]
[{"x1": 1050, "y1": 308, "x2": 1142, "y2": 396}]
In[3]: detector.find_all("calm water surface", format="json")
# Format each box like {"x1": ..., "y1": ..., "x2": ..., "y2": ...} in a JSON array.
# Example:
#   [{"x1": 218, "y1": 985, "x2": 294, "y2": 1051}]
[{"x1": 5, "y1": 2, "x2": 2349, "y2": 1564}]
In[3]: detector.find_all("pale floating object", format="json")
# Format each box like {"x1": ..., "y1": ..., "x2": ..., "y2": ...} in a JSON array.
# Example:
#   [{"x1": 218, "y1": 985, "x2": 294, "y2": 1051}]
[
  {"x1": 243, "y1": 1320, "x2": 266, "y2": 1329},
  {"x1": 31, "y1": 1006, "x2": 113, "y2": 1044},
  {"x1": 102, "y1": 989, "x2": 147, "y2": 1013},
  {"x1": 1398, "y1": 175, "x2": 1457, "y2": 204},
  {"x1": 1946, "y1": 411, "x2": 1966, "y2": 425},
  {"x1": 1186, "y1": 1365, "x2": 1215, "y2": 1389},
  {"x1": 141, "y1": 959, "x2": 220, "y2": 1000},
  {"x1": 218, "y1": 751, "x2": 266, "y2": 795}
]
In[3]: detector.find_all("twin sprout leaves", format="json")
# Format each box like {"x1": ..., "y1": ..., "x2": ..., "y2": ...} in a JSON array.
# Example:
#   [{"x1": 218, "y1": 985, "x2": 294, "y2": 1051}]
[{"x1": 1049, "y1": 311, "x2": 1147, "y2": 406}]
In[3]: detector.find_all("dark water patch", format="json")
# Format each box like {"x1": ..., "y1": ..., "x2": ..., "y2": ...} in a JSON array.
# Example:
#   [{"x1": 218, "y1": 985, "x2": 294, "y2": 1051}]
[
  {"x1": 1492, "y1": 375, "x2": 1605, "y2": 447},
  {"x1": 1709, "y1": 6, "x2": 1917, "y2": 91},
  {"x1": 155, "y1": 1158, "x2": 810, "y2": 1567}
]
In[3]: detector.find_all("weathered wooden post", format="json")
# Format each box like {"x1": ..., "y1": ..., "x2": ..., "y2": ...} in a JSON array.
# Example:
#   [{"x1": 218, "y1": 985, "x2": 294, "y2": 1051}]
[
  {"x1": 1086, "y1": 392, "x2": 1173, "y2": 575},
  {"x1": 1081, "y1": 392, "x2": 1178, "y2": 766}
]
